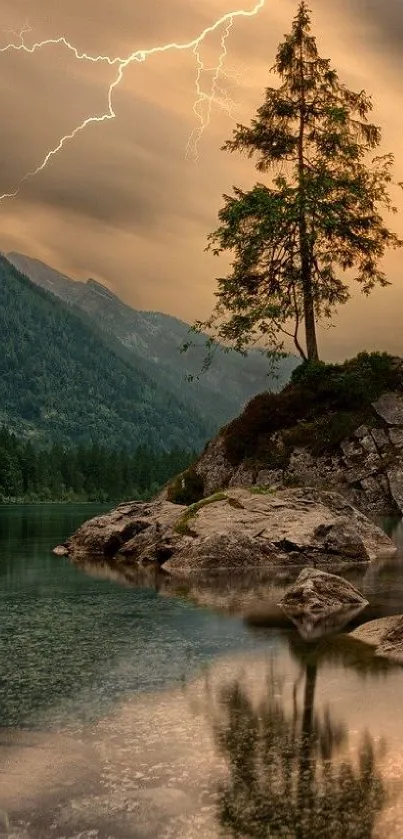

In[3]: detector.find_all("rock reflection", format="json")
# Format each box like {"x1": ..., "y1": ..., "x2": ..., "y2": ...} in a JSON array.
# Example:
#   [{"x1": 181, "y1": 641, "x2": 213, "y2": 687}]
[
  {"x1": 213, "y1": 644, "x2": 388, "y2": 838},
  {"x1": 285, "y1": 603, "x2": 368, "y2": 641},
  {"x1": 77, "y1": 557, "x2": 403, "y2": 630}
]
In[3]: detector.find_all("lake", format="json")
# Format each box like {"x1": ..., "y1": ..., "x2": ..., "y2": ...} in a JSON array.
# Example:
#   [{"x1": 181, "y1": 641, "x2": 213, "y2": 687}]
[{"x1": 1, "y1": 503, "x2": 403, "y2": 838}]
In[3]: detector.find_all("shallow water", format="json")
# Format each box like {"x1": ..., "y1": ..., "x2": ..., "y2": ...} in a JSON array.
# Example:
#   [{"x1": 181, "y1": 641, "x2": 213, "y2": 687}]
[{"x1": 1, "y1": 504, "x2": 403, "y2": 838}]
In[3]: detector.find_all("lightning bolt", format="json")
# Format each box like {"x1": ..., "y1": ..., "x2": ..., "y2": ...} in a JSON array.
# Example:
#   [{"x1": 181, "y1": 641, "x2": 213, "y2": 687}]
[
  {"x1": 185, "y1": 17, "x2": 236, "y2": 162},
  {"x1": 0, "y1": 1, "x2": 266, "y2": 202}
]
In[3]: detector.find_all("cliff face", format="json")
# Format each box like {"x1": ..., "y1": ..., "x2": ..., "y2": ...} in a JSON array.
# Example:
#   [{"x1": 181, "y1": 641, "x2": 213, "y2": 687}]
[{"x1": 169, "y1": 355, "x2": 403, "y2": 517}]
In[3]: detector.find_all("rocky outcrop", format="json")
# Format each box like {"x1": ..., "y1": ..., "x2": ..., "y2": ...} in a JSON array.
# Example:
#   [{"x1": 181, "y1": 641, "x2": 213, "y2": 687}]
[
  {"x1": 279, "y1": 568, "x2": 368, "y2": 640},
  {"x1": 55, "y1": 487, "x2": 396, "y2": 578},
  {"x1": 350, "y1": 615, "x2": 403, "y2": 662},
  {"x1": 190, "y1": 391, "x2": 403, "y2": 516}
]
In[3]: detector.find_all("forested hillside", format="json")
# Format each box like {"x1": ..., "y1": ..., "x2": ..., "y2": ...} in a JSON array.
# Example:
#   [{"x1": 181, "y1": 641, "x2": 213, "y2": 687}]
[
  {"x1": 0, "y1": 256, "x2": 210, "y2": 450},
  {"x1": 7, "y1": 252, "x2": 298, "y2": 428},
  {"x1": 0, "y1": 427, "x2": 193, "y2": 502}
]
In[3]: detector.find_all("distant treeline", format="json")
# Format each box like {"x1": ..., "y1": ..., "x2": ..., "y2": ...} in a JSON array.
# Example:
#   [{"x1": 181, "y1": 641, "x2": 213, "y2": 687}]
[{"x1": 0, "y1": 427, "x2": 195, "y2": 503}]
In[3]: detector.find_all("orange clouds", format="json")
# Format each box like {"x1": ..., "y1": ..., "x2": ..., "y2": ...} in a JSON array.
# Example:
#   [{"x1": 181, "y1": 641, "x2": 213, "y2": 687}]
[{"x1": 0, "y1": 0, "x2": 402, "y2": 359}]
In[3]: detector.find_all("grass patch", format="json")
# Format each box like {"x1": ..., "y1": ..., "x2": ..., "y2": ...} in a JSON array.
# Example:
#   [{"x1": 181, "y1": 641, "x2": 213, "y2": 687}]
[
  {"x1": 174, "y1": 492, "x2": 228, "y2": 536},
  {"x1": 248, "y1": 486, "x2": 276, "y2": 495}
]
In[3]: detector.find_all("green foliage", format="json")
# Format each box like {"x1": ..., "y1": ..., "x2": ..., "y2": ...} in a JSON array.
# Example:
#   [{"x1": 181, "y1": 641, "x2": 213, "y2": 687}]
[
  {"x1": 166, "y1": 467, "x2": 205, "y2": 506},
  {"x1": 174, "y1": 492, "x2": 229, "y2": 536},
  {"x1": 193, "y1": 2, "x2": 402, "y2": 361},
  {"x1": 291, "y1": 351, "x2": 400, "y2": 405},
  {"x1": 0, "y1": 256, "x2": 210, "y2": 450},
  {"x1": 248, "y1": 486, "x2": 276, "y2": 495},
  {"x1": 223, "y1": 352, "x2": 400, "y2": 465},
  {"x1": 0, "y1": 426, "x2": 195, "y2": 503},
  {"x1": 215, "y1": 662, "x2": 385, "y2": 838}
]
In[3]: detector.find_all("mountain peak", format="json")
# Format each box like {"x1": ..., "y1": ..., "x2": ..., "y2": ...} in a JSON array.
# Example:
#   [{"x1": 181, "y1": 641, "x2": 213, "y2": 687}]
[
  {"x1": 86, "y1": 278, "x2": 118, "y2": 300},
  {"x1": 3, "y1": 249, "x2": 298, "y2": 434}
]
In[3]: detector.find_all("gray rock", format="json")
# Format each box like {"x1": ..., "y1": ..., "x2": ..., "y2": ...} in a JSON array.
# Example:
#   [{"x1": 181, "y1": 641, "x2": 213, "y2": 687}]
[
  {"x1": 288, "y1": 448, "x2": 317, "y2": 483},
  {"x1": 354, "y1": 425, "x2": 370, "y2": 439},
  {"x1": 279, "y1": 567, "x2": 368, "y2": 632},
  {"x1": 387, "y1": 469, "x2": 403, "y2": 514},
  {"x1": 58, "y1": 500, "x2": 184, "y2": 560},
  {"x1": 194, "y1": 437, "x2": 231, "y2": 496},
  {"x1": 370, "y1": 427, "x2": 390, "y2": 449},
  {"x1": 360, "y1": 475, "x2": 383, "y2": 501},
  {"x1": 255, "y1": 469, "x2": 284, "y2": 488},
  {"x1": 340, "y1": 439, "x2": 363, "y2": 463},
  {"x1": 360, "y1": 435, "x2": 378, "y2": 454},
  {"x1": 388, "y1": 427, "x2": 403, "y2": 448},
  {"x1": 345, "y1": 464, "x2": 376, "y2": 485},
  {"x1": 57, "y1": 488, "x2": 396, "y2": 577},
  {"x1": 228, "y1": 463, "x2": 256, "y2": 488},
  {"x1": 377, "y1": 616, "x2": 403, "y2": 660},
  {"x1": 351, "y1": 615, "x2": 403, "y2": 663},
  {"x1": 53, "y1": 545, "x2": 69, "y2": 556},
  {"x1": 372, "y1": 392, "x2": 403, "y2": 425}
]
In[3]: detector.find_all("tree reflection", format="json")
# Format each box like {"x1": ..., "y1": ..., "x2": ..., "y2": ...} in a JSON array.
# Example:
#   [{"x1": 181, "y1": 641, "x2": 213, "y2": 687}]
[{"x1": 214, "y1": 651, "x2": 386, "y2": 838}]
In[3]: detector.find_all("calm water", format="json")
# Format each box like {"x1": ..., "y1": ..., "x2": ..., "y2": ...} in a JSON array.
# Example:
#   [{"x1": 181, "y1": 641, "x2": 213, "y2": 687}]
[{"x1": 1, "y1": 504, "x2": 403, "y2": 838}]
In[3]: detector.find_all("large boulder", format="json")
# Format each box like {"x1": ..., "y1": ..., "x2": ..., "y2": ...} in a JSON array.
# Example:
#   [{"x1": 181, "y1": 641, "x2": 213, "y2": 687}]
[
  {"x1": 351, "y1": 615, "x2": 403, "y2": 662},
  {"x1": 279, "y1": 568, "x2": 368, "y2": 640},
  {"x1": 54, "y1": 487, "x2": 396, "y2": 578}
]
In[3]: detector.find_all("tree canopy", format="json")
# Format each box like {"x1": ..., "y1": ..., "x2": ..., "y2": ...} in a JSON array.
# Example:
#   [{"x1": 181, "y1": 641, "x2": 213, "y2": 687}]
[{"x1": 195, "y1": 1, "x2": 402, "y2": 361}]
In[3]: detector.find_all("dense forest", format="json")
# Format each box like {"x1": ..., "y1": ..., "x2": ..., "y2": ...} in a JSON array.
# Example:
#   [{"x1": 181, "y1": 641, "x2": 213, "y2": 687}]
[
  {"x1": 0, "y1": 427, "x2": 195, "y2": 502},
  {"x1": 0, "y1": 256, "x2": 210, "y2": 450},
  {"x1": 7, "y1": 252, "x2": 298, "y2": 430}
]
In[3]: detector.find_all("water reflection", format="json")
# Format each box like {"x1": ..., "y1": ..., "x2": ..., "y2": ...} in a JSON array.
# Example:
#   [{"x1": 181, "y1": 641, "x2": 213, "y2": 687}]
[
  {"x1": 2, "y1": 507, "x2": 403, "y2": 837},
  {"x1": 283, "y1": 603, "x2": 368, "y2": 641},
  {"x1": 382, "y1": 518, "x2": 403, "y2": 549},
  {"x1": 0, "y1": 505, "x2": 273, "y2": 729},
  {"x1": 80, "y1": 551, "x2": 403, "y2": 633},
  {"x1": 214, "y1": 639, "x2": 388, "y2": 838}
]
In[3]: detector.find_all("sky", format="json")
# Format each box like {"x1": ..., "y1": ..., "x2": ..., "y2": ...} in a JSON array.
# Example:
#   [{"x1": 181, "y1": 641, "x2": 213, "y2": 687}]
[{"x1": 0, "y1": 0, "x2": 402, "y2": 360}]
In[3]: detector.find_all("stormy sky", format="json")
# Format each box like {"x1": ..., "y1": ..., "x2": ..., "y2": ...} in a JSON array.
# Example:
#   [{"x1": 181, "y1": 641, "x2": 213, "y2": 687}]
[{"x1": 0, "y1": 0, "x2": 402, "y2": 360}]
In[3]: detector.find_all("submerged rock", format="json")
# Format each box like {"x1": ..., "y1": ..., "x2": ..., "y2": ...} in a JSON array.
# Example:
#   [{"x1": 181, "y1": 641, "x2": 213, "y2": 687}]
[
  {"x1": 54, "y1": 487, "x2": 396, "y2": 578},
  {"x1": 279, "y1": 568, "x2": 368, "y2": 640}
]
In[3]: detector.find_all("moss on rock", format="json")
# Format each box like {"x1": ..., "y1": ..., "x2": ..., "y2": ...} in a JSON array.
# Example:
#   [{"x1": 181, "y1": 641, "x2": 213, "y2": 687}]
[{"x1": 174, "y1": 492, "x2": 228, "y2": 536}]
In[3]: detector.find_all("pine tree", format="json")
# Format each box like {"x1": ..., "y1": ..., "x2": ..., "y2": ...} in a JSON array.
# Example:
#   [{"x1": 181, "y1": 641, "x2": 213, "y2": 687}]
[{"x1": 197, "y1": 1, "x2": 402, "y2": 361}]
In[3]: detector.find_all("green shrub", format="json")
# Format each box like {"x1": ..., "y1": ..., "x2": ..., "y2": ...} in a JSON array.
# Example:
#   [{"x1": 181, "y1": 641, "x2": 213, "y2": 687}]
[
  {"x1": 223, "y1": 352, "x2": 401, "y2": 465},
  {"x1": 291, "y1": 352, "x2": 399, "y2": 406},
  {"x1": 167, "y1": 467, "x2": 204, "y2": 505}
]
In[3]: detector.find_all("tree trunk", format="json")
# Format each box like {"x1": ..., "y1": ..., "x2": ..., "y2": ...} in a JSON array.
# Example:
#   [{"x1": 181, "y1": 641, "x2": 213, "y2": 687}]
[
  {"x1": 300, "y1": 215, "x2": 319, "y2": 362},
  {"x1": 297, "y1": 29, "x2": 319, "y2": 362}
]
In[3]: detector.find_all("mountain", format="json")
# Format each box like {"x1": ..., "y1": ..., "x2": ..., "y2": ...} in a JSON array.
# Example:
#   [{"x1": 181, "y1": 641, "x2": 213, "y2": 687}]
[
  {"x1": 0, "y1": 255, "x2": 212, "y2": 450},
  {"x1": 6, "y1": 251, "x2": 298, "y2": 429}
]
